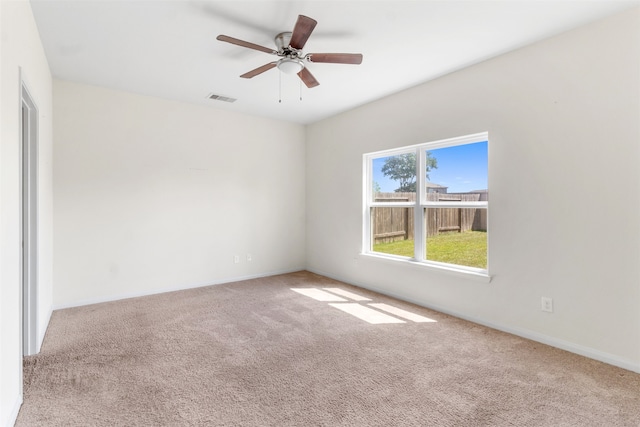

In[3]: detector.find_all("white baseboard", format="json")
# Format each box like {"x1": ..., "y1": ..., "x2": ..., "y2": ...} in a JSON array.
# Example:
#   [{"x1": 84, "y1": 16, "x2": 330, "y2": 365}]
[
  {"x1": 5, "y1": 394, "x2": 22, "y2": 427},
  {"x1": 37, "y1": 307, "x2": 53, "y2": 354},
  {"x1": 307, "y1": 268, "x2": 640, "y2": 374},
  {"x1": 52, "y1": 268, "x2": 305, "y2": 311}
]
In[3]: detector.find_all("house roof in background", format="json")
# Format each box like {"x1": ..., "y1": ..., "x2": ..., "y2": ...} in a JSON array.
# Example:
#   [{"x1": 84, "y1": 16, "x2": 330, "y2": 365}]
[{"x1": 426, "y1": 182, "x2": 447, "y2": 189}]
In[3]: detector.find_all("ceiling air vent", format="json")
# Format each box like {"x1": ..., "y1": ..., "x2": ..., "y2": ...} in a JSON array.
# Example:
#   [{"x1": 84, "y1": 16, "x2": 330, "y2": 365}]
[{"x1": 207, "y1": 93, "x2": 237, "y2": 103}]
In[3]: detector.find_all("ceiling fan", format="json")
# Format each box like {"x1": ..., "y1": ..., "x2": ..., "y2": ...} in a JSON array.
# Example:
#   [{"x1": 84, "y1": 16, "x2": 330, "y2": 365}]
[{"x1": 216, "y1": 15, "x2": 363, "y2": 88}]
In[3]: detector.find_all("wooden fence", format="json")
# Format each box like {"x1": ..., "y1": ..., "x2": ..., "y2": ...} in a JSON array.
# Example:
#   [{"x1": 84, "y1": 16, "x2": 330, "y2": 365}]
[
  {"x1": 372, "y1": 192, "x2": 487, "y2": 243},
  {"x1": 372, "y1": 193, "x2": 416, "y2": 243}
]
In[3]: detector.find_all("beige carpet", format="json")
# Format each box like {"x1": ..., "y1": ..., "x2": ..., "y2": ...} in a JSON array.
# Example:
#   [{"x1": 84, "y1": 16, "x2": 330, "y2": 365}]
[{"x1": 17, "y1": 271, "x2": 640, "y2": 426}]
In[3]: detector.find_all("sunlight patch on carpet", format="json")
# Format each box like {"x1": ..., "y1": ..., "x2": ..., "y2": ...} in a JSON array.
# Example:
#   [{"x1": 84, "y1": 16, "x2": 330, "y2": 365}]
[
  {"x1": 328, "y1": 303, "x2": 406, "y2": 324},
  {"x1": 368, "y1": 303, "x2": 437, "y2": 323},
  {"x1": 291, "y1": 288, "x2": 347, "y2": 302},
  {"x1": 322, "y1": 288, "x2": 372, "y2": 301},
  {"x1": 291, "y1": 287, "x2": 439, "y2": 324}
]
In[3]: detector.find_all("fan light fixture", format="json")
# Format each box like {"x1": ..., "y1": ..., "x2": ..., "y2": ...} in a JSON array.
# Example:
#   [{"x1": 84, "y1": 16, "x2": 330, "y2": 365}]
[{"x1": 277, "y1": 58, "x2": 304, "y2": 74}]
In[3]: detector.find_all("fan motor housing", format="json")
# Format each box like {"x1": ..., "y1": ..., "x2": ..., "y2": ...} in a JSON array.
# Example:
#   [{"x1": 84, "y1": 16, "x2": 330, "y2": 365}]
[{"x1": 274, "y1": 32, "x2": 293, "y2": 52}]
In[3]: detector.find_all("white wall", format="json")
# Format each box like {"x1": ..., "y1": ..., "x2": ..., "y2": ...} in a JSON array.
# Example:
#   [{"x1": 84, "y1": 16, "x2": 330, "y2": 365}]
[
  {"x1": 53, "y1": 80, "x2": 306, "y2": 307},
  {"x1": 0, "y1": 1, "x2": 54, "y2": 426},
  {"x1": 306, "y1": 8, "x2": 640, "y2": 371}
]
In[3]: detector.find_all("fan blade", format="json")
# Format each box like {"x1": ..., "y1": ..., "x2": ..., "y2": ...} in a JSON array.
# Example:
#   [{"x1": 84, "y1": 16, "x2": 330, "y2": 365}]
[
  {"x1": 308, "y1": 53, "x2": 363, "y2": 64},
  {"x1": 217, "y1": 35, "x2": 276, "y2": 55},
  {"x1": 240, "y1": 62, "x2": 277, "y2": 79},
  {"x1": 289, "y1": 15, "x2": 317, "y2": 49},
  {"x1": 297, "y1": 67, "x2": 319, "y2": 88}
]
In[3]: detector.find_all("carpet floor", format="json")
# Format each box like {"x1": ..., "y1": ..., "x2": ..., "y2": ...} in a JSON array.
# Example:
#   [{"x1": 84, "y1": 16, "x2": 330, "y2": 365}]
[{"x1": 16, "y1": 271, "x2": 640, "y2": 426}]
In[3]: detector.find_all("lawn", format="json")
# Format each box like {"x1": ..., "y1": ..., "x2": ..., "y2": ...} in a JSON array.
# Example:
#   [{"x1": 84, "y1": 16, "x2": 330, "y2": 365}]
[{"x1": 373, "y1": 231, "x2": 487, "y2": 269}]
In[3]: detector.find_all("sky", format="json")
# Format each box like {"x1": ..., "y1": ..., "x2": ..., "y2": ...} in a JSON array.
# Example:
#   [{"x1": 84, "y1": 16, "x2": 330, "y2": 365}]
[{"x1": 372, "y1": 141, "x2": 488, "y2": 193}]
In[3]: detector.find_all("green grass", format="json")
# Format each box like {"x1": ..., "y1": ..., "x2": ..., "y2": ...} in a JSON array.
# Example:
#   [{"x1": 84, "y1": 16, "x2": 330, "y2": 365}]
[
  {"x1": 373, "y1": 231, "x2": 487, "y2": 269},
  {"x1": 371, "y1": 239, "x2": 416, "y2": 258}
]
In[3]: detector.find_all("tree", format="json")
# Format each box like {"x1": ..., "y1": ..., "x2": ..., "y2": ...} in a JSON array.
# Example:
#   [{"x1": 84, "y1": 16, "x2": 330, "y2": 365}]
[{"x1": 381, "y1": 152, "x2": 438, "y2": 192}]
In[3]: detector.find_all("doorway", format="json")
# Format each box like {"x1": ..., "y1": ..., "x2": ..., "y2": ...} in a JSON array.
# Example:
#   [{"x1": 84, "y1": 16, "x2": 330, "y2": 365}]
[{"x1": 21, "y1": 81, "x2": 39, "y2": 356}]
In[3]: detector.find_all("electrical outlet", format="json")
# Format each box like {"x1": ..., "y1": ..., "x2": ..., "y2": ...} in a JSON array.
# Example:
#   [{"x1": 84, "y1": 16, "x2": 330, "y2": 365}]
[
  {"x1": 233, "y1": 255, "x2": 240, "y2": 264},
  {"x1": 246, "y1": 253, "x2": 252, "y2": 262},
  {"x1": 541, "y1": 297, "x2": 553, "y2": 313}
]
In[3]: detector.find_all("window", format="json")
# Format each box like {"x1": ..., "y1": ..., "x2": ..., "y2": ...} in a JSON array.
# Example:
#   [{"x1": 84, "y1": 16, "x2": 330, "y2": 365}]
[{"x1": 364, "y1": 133, "x2": 488, "y2": 275}]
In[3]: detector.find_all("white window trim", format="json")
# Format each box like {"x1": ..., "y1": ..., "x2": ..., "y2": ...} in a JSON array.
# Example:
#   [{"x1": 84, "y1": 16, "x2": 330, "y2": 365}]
[
  {"x1": 363, "y1": 132, "x2": 489, "y2": 279},
  {"x1": 358, "y1": 252, "x2": 492, "y2": 283}
]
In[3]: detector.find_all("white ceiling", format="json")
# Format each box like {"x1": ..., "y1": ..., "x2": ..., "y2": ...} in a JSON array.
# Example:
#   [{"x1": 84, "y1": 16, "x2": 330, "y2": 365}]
[{"x1": 30, "y1": 0, "x2": 637, "y2": 125}]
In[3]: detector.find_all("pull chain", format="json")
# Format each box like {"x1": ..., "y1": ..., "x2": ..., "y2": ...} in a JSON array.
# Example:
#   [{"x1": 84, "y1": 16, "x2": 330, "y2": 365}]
[{"x1": 277, "y1": 73, "x2": 304, "y2": 103}]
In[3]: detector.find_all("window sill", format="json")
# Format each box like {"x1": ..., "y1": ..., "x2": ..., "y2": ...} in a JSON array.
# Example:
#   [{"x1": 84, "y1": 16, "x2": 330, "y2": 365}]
[{"x1": 358, "y1": 252, "x2": 492, "y2": 283}]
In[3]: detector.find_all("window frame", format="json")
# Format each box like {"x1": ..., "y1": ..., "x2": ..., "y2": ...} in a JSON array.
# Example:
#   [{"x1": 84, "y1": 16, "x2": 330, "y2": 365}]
[{"x1": 363, "y1": 132, "x2": 489, "y2": 277}]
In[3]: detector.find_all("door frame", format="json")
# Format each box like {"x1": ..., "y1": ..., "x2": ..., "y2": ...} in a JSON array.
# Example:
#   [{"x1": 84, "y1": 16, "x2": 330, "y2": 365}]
[{"x1": 20, "y1": 74, "x2": 39, "y2": 357}]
